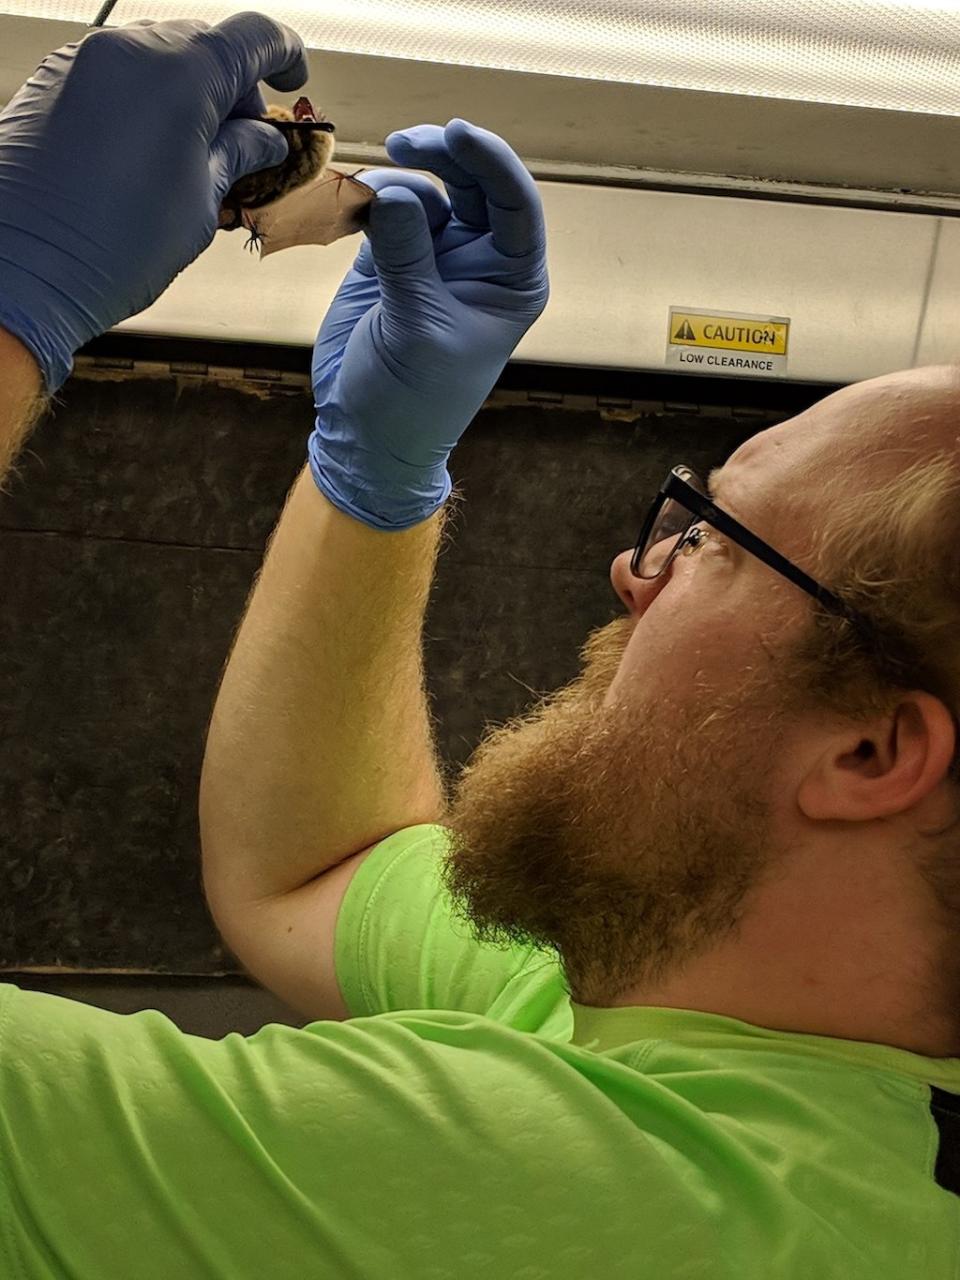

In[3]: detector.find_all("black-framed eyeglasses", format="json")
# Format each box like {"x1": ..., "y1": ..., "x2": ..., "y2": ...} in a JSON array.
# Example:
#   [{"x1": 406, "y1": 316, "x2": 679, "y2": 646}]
[
  {"x1": 632, "y1": 465, "x2": 960, "y2": 780},
  {"x1": 631, "y1": 465, "x2": 874, "y2": 636}
]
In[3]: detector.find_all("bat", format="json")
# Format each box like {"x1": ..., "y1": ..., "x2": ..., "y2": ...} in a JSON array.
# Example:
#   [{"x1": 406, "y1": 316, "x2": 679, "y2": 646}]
[
  {"x1": 218, "y1": 96, "x2": 377, "y2": 254},
  {"x1": 222, "y1": 96, "x2": 334, "y2": 223}
]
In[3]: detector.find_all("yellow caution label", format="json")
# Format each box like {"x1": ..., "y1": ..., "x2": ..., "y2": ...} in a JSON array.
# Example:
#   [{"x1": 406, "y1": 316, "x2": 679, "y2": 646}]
[{"x1": 669, "y1": 310, "x2": 789, "y2": 356}]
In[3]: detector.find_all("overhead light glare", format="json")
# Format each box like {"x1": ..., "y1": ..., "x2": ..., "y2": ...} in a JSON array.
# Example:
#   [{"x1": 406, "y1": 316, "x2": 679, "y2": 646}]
[{"x1": 4, "y1": 1, "x2": 960, "y2": 116}]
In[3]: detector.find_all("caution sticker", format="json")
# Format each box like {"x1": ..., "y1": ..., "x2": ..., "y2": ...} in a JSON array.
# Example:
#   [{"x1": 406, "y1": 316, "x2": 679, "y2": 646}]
[{"x1": 666, "y1": 307, "x2": 790, "y2": 378}]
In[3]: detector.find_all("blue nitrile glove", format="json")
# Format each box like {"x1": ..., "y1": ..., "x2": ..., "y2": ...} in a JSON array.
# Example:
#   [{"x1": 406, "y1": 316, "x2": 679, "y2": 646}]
[
  {"x1": 308, "y1": 119, "x2": 550, "y2": 531},
  {"x1": 0, "y1": 14, "x2": 307, "y2": 393}
]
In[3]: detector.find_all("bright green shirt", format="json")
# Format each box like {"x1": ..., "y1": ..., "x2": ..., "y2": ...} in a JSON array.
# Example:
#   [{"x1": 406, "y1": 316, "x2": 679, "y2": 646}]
[{"x1": 1, "y1": 823, "x2": 958, "y2": 1278}]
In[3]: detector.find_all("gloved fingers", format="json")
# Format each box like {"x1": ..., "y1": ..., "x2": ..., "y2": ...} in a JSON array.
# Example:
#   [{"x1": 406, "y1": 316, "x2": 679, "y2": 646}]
[
  {"x1": 365, "y1": 185, "x2": 443, "y2": 298},
  {"x1": 366, "y1": 184, "x2": 436, "y2": 261},
  {"x1": 209, "y1": 117, "x2": 289, "y2": 205},
  {"x1": 227, "y1": 85, "x2": 268, "y2": 121},
  {"x1": 444, "y1": 119, "x2": 545, "y2": 259},
  {"x1": 351, "y1": 169, "x2": 450, "y2": 276},
  {"x1": 202, "y1": 11, "x2": 308, "y2": 120},
  {"x1": 385, "y1": 119, "x2": 545, "y2": 260},
  {"x1": 385, "y1": 125, "x2": 484, "y2": 228},
  {"x1": 360, "y1": 170, "x2": 450, "y2": 229}
]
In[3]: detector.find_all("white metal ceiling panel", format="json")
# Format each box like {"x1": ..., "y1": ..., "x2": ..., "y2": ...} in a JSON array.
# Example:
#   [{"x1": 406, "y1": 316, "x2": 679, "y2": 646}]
[
  {"x1": 113, "y1": 175, "x2": 938, "y2": 385},
  {"x1": 32, "y1": 0, "x2": 960, "y2": 117},
  {"x1": 537, "y1": 185, "x2": 937, "y2": 383},
  {"x1": 4, "y1": 13, "x2": 960, "y2": 196}
]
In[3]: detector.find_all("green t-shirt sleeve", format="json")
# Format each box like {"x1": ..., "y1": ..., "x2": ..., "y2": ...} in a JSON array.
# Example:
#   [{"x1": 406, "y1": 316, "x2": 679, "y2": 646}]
[
  {"x1": 0, "y1": 985, "x2": 584, "y2": 1279},
  {"x1": 334, "y1": 823, "x2": 572, "y2": 1038},
  {"x1": 0, "y1": 986, "x2": 945, "y2": 1278}
]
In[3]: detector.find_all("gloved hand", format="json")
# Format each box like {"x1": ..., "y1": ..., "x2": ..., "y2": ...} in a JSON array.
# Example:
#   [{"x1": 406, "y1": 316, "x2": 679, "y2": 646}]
[
  {"x1": 309, "y1": 119, "x2": 550, "y2": 531},
  {"x1": 0, "y1": 14, "x2": 307, "y2": 394}
]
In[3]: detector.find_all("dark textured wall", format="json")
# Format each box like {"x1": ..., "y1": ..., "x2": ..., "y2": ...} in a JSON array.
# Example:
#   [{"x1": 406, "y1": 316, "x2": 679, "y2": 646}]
[{"x1": 0, "y1": 365, "x2": 779, "y2": 1032}]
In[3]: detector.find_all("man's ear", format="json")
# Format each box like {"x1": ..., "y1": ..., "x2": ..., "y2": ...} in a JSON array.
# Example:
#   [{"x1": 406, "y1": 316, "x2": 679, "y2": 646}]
[{"x1": 797, "y1": 693, "x2": 957, "y2": 822}]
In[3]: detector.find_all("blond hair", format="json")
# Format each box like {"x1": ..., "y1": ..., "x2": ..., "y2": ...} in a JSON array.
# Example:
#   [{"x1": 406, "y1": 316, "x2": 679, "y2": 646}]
[
  {"x1": 784, "y1": 452, "x2": 960, "y2": 1042},
  {"x1": 787, "y1": 453, "x2": 960, "y2": 757}
]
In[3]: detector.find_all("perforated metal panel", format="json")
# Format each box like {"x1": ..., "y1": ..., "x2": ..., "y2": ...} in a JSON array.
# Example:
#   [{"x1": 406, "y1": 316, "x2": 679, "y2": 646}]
[
  {"x1": 6, "y1": 2, "x2": 960, "y2": 115},
  {"x1": 75, "y1": 0, "x2": 960, "y2": 116}
]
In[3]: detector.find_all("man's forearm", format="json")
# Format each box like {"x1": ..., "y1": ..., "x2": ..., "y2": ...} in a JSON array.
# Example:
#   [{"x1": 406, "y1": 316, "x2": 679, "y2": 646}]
[
  {"x1": 0, "y1": 328, "x2": 46, "y2": 490},
  {"x1": 199, "y1": 463, "x2": 449, "y2": 911}
]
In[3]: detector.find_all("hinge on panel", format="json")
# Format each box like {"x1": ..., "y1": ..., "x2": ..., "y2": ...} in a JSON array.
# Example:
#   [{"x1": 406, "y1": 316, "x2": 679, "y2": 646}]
[
  {"x1": 483, "y1": 387, "x2": 674, "y2": 422},
  {"x1": 87, "y1": 356, "x2": 135, "y2": 372},
  {"x1": 72, "y1": 355, "x2": 311, "y2": 393},
  {"x1": 482, "y1": 387, "x2": 785, "y2": 424},
  {"x1": 70, "y1": 358, "x2": 779, "y2": 422}
]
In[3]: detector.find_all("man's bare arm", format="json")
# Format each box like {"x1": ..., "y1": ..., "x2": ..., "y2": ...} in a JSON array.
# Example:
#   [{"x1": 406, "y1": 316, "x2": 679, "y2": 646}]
[
  {"x1": 199, "y1": 464, "x2": 449, "y2": 918},
  {"x1": 0, "y1": 328, "x2": 47, "y2": 491}
]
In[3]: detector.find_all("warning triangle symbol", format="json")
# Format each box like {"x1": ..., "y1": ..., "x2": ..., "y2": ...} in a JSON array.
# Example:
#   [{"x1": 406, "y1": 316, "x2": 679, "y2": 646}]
[{"x1": 674, "y1": 319, "x2": 696, "y2": 342}]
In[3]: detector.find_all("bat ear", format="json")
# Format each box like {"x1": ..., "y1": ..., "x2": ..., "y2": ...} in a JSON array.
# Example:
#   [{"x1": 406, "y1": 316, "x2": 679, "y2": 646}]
[{"x1": 209, "y1": 119, "x2": 288, "y2": 204}]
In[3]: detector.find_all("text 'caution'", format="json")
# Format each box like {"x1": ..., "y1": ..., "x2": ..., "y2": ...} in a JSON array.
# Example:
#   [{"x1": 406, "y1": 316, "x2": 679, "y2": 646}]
[{"x1": 666, "y1": 307, "x2": 790, "y2": 378}]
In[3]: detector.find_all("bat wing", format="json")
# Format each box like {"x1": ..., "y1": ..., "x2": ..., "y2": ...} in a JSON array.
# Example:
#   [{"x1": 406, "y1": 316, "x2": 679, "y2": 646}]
[{"x1": 242, "y1": 169, "x2": 377, "y2": 257}]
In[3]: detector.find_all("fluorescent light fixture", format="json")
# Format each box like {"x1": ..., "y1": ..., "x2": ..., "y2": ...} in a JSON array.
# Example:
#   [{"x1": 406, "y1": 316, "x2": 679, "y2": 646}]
[{"x1": 4, "y1": 1, "x2": 960, "y2": 115}]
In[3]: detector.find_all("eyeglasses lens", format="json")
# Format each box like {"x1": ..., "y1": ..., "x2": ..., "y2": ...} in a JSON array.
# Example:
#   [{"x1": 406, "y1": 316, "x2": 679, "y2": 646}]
[{"x1": 634, "y1": 469, "x2": 706, "y2": 579}]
